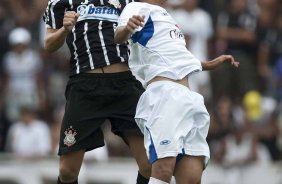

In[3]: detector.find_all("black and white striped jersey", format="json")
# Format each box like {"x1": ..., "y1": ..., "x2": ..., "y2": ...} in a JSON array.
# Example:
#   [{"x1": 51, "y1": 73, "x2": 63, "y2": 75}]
[{"x1": 43, "y1": 0, "x2": 137, "y2": 76}]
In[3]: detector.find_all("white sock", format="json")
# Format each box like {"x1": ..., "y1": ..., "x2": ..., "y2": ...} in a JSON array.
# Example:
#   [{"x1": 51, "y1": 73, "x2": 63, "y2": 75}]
[{"x1": 148, "y1": 177, "x2": 169, "y2": 184}]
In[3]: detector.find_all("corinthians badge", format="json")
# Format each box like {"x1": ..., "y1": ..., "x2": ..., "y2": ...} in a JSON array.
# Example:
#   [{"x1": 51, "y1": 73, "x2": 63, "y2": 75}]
[
  {"x1": 64, "y1": 126, "x2": 78, "y2": 147},
  {"x1": 108, "y1": 0, "x2": 121, "y2": 9}
]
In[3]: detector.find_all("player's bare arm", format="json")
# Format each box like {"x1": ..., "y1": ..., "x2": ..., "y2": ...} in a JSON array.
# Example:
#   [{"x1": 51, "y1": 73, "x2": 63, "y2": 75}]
[
  {"x1": 44, "y1": 11, "x2": 79, "y2": 52},
  {"x1": 115, "y1": 15, "x2": 145, "y2": 44},
  {"x1": 202, "y1": 55, "x2": 239, "y2": 71}
]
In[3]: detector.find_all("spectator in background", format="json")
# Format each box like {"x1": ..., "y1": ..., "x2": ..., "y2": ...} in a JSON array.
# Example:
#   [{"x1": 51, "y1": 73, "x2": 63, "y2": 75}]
[
  {"x1": 208, "y1": 96, "x2": 235, "y2": 162},
  {"x1": 3, "y1": 28, "x2": 45, "y2": 121},
  {"x1": 169, "y1": 0, "x2": 213, "y2": 100},
  {"x1": 255, "y1": 0, "x2": 277, "y2": 94},
  {"x1": 221, "y1": 121, "x2": 271, "y2": 184},
  {"x1": 277, "y1": 103, "x2": 282, "y2": 153},
  {"x1": 5, "y1": 106, "x2": 51, "y2": 157},
  {"x1": 243, "y1": 90, "x2": 281, "y2": 160},
  {"x1": 214, "y1": 0, "x2": 257, "y2": 98},
  {"x1": 274, "y1": 57, "x2": 282, "y2": 101},
  {"x1": 45, "y1": 54, "x2": 69, "y2": 110},
  {"x1": 0, "y1": 0, "x2": 14, "y2": 62},
  {"x1": 7, "y1": 0, "x2": 48, "y2": 41},
  {"x1": 257, "y1": 9, "x2": 282, "y2": 101},
  {"x1": 255, "y1": 0, "x2": 277, "y2": 42}
]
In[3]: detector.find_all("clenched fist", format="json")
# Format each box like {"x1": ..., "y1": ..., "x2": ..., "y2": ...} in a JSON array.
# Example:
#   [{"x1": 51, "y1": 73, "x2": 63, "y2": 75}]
[
  {"x1": 125, "y1": 15, "x2": 145, "y2": 34},
  {"x1": 63, "y1": 11, "x2": 79, "y2": 32}
]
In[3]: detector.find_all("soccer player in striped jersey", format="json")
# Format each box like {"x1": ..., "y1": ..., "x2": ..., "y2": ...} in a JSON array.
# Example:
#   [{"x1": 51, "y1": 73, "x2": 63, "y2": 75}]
[
  {"x1": 115, "y1": 1, "x2": 239, "y2": 184},
  {"x1": 43, "y1": 0, "x2": 150, "y2": 184}
]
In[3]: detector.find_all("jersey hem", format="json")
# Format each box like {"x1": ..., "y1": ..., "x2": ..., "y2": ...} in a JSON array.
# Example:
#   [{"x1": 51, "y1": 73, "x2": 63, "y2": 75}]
[{"x1": 69, "y1": 60, "x2": 128, "y2": 76}]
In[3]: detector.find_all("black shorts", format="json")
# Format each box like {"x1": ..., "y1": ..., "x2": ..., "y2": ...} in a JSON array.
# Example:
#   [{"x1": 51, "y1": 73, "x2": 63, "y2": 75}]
[{"x1": 58, "y1": 71, "x2": 144, "y2": 155}]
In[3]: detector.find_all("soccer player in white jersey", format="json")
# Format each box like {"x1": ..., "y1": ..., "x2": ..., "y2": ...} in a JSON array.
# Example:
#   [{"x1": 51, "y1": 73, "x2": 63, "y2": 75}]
[{"x1": 114, "y1": 1, "x2": 239, "y2": 184}]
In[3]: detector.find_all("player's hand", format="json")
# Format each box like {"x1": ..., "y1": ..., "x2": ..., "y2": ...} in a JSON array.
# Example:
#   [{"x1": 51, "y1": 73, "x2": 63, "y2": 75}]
[
  {"x1": 214, "y1": 55, "x2": 239, "y2": 68},
  {"x1": 63, "y1": 11, "x2": 79, "y2": 32},
  {"x1": 125, "y1": 15, "x2": 145, "y2": 34},
  {"x1": 202, "y1": 55, "x2": 239, "y2": 71}
]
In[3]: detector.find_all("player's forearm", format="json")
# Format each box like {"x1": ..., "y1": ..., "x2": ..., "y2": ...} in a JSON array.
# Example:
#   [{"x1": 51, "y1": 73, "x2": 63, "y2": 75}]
[
  {"x1": 114, "y1": 26, "x2": 132, "y2": 44},
  {"x1": 201, "y1": 55, "x2": 239, "y2": 71},
  {"x1": 44, "y1": 27, "x2": 69, "y2": 53},
  {"x1": 201, "y1": 60, "x2": 217, "y2": 71}
]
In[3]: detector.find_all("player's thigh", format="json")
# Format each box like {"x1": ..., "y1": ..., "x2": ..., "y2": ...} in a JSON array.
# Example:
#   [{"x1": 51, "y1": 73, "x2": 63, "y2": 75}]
[
  {"x1": 59, "y1": 150, "x2": 85, "y2": 176},
  {"x1": 174, "y1": 156, "x2": 204, "y2": 184},
  {"x1": 110, "y1": 118, "x2": 148, "y2": 166},
  {"x1": 121, "y1": 131, "x2": 151, "y2": 176},
  {"x1": 110, "y1": 115, "x2": 150, "y2": 175}
]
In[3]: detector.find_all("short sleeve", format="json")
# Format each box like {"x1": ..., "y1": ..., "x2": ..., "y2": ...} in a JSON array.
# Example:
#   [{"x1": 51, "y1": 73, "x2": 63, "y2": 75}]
[
  {"x1": 43, "y1": 0, "x2": 67, "y2": 29},
  {"x1": 117, "y1": 2, "x2": 144, "y2": 27},
  {"x1": 119, "y1": 0, "x2": 136, "y2": 13}
]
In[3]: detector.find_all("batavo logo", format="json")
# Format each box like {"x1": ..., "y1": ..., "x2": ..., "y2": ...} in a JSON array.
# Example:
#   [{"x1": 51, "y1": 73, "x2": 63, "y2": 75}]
[
  {"x1": 77, "y1": 4, "x2": 118, "y2": 17},
  {"x1": 77, "y1": 4, "x2": 119, "y2": 22}
]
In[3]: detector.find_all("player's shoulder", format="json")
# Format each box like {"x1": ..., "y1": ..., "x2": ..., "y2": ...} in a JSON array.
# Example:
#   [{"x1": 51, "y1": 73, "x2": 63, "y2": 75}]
[
  {"x1": 47, "y1": 0, "x2": 68, "y2": 5},
  {"x1": 124, "y1": 1, "x2": 147, "y2": 9},
  {"x1": 120, "y1": 1, "x2": 144, "y2": 15},
  {"x1": 47, "y1": 0, "x2": 66, "y2": 3}
]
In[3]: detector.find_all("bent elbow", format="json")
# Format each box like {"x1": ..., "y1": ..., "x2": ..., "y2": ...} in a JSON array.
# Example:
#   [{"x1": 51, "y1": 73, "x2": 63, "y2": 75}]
[
  {"x1": 44, "y1": 46, "x2": 55, "y2": 53},
  {"x1": 114, "y1": 34, "x2": 123, "y2": 44},
  {"x1": 114, "y1": 29, "x2": 128, "y2": 44},
  {"x1": 44, "y1": 39, "x2": 56, "y2": 53},
  {"x1": 115, "y1": 38, "x2": 123, "y2": 45},
  {"x1": 114, "y1": 36, "x2": 119, "y2": 44}
]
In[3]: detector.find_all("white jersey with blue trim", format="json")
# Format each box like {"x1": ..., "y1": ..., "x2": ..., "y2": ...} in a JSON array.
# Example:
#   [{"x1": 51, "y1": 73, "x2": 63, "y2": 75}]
[{"x1": 118, "y1": 2, "x2": 202, "y2": 86}]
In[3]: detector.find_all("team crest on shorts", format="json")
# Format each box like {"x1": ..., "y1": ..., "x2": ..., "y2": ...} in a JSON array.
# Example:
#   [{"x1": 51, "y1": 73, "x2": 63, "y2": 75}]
[{"x1": 64, "y1": 126, "x2": 77, "y2": 147}]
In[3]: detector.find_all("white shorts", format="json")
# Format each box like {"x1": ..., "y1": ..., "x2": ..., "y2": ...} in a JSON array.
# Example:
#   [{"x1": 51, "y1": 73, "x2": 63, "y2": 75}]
[{"x1": 135, "y1": 81, "x2": 210, "y2": 167}]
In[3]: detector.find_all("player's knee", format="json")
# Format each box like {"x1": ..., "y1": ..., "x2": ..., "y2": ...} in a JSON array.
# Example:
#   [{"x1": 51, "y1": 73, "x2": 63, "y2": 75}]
[
  {"x1": 155, "y1": 165, "x2": 173, "y2": 180},
  {"x1": 59, "y1": 165, "x2": 79, "y2": 182},
  {"x1": 153, "y1": 161, "x2": 174, "y2": 180}
]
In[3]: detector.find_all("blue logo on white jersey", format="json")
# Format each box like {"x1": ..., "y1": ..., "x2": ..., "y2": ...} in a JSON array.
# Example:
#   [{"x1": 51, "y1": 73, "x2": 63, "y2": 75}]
[{"x1": 160, "y1": 140, "x2": 171, "y2": 145}]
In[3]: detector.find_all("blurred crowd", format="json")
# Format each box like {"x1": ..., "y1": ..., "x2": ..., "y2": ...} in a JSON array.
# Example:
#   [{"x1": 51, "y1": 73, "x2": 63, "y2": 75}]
[{"x1": 0, "y1": 0, "x2": 281, "y2": 177}]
